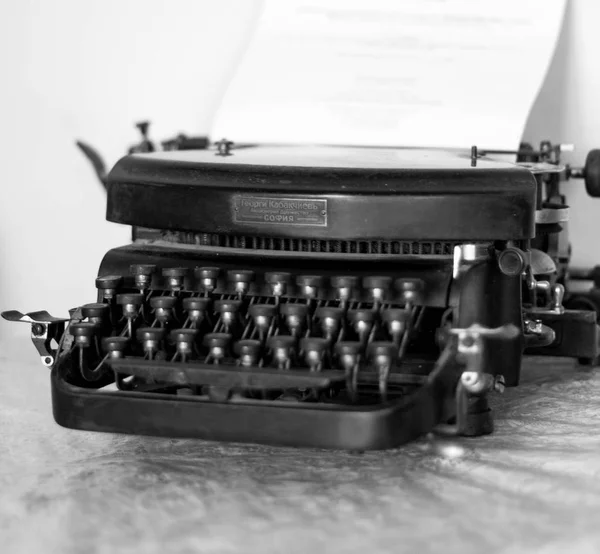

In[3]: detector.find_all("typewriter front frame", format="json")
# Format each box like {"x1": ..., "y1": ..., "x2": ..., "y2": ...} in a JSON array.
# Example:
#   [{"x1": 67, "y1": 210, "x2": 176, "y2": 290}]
[{"x1": 35, "y1": 239, "x2": 529, "y2": 450}]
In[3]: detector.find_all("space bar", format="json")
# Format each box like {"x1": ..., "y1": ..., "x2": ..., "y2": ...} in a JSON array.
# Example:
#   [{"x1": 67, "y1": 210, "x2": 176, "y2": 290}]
[{"x1": 109, "y1": 359, "x2": 347, "y2": 390}]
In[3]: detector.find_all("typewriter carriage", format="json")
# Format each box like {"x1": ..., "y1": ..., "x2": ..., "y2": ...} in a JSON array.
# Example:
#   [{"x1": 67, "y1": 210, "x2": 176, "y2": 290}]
[{"x1": 4, "y1": 129, "x2": 600, "y2": 450}]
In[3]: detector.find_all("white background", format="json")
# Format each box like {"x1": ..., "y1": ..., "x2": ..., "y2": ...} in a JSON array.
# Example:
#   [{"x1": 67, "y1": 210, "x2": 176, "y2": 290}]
[{"x1": 0, "y1": 0, "x2": 599, "y2": 344}]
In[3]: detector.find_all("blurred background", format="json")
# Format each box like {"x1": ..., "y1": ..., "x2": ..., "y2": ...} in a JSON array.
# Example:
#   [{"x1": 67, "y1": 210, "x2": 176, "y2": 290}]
[{"x1": 0, "y1": 0, "x2": 598, "y2": 345}]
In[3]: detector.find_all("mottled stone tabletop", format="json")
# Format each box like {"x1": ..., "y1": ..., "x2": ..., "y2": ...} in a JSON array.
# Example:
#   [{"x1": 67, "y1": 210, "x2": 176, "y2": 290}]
[{"x1": 2, "y1": 336, "x2": 600, "y2": 554}]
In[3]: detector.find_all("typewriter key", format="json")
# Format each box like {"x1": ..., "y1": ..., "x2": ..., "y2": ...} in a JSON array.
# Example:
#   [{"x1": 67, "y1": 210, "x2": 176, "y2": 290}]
[
  {"x1": 234, "y1": 339, "x2": 262, "y2": 367},
  {"x1": 137, "y1": 327, "x2": 167, "y2": 359},
  {"x1": 315, "y1": 306, "x2": 344, "y2": 340},
  {"x1": 267, "y1": 335, "x2": 297, "y2": 370},
  {"x1": 249, "y1": 304, "x2": 277, "y2": 339},
  {"x1": 347, "y1": 309, "x2": 376, "y2": 343},
  {"x1": 69, "y1": 322, "x2": 98, "y2": 349},
  {"x1": 214, "y1": 299, "x2": 242, "y2": 332},
  {"x1": 280, "y1": 303, "x2": 309, "y2": 337},
  {"x1": 170, "y1": 328, "x2": 198, "y2": 361},
  {"x1": 102, "y1": 336, "x2": 129, "y2": 359},
  {"x1": 203, "y1": 332, "x2": 232, "y2": 363},
  {"x1": 182, "y1": 297, "x2": 211, "y2": 326},
  {"x1": 116, "y1": 293, "x2": 145, "y2": 336},
  {"x1": 381, "y1": 308, "x2": 409, "y2": 344},
  {"x1": 296, "y1": 275, "x2": 324, "y2": 300},
  {"x1": 331, "y1": 276, "x2": 359, "y2": 305},
  {"x1": 227, "y1": 269, "x2": 255, "y2": 298},
  {"x1": 150, "y1": 296, "x2": 178, "y2": 326},
  {"x1": 368, "y1": 342, "x2": 397, "y2": 401},
  {"x1": 116, "y1": 293, "x2": 145, "y2": 317},
  {"x1": 95, "y1": 275, "x2": 124, "y2": 301},
  {"x1": 81, "y1": 303, "x2": 110, "y2": 328},
  {"x1": 362, "y1": 276, "x2": 392, "y2": 305},
  {"x1": 335, "y1": 341, "x2": 363, "y2": 397},
  {"x1": 395, "y1": 278, "x2": 425, "y2": 306},
  {"x1": 162, "y1": 267, "x2": 189, "y2": 292},
  {"x1": 300, "y1": 337, "x2": 329, "y2": 372},
  {"x1": 194, "y1": 266, "x2": 220, "y2": 294},
  {"x1": 265, "y1": 272, "x2": 292, "y2": 298},
  {"x1": 130, "y1": 264, "x2": 156, "y2": 290}
]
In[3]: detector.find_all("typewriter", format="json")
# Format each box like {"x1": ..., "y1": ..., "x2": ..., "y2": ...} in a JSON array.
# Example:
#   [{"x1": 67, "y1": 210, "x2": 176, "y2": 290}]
[{"x1": 4, "y1": 126, "x2": 600, "y2": 450}]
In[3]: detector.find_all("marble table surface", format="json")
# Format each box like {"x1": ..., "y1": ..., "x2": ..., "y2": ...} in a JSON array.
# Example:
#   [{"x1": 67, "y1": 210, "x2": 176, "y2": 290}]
[{"x1": 2, "y1": 336, "x2": 600, "y2": 554}]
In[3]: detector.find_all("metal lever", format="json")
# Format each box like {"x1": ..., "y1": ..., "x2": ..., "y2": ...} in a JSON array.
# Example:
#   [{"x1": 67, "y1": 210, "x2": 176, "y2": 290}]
[
  {"x1": 445, "y1": 324, "x2": 518, "y2": 434},
  {"x1": 449, "y1": 324, "x2": 519, "y2": 388},
  {"x1": 1, "y1": 310, "x2": 69, "y2": 367}
]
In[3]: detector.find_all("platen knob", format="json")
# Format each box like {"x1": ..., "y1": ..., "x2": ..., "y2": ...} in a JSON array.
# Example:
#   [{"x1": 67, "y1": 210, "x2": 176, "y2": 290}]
[{"x1": 584, "y1": 149, "x2": 600, "y2": 197}]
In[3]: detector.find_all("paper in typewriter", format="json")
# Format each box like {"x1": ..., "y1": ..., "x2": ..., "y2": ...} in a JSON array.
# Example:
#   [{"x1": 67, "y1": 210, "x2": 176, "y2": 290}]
[{"x1": 211, "y1": 0, "x2": 566, "y2": 150}]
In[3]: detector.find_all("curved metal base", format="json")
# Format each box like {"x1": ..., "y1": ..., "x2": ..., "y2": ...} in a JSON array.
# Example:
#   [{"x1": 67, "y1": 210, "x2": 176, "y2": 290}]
[{"x1": 51, "y1": 369, "x2": 448, "y2": 451}]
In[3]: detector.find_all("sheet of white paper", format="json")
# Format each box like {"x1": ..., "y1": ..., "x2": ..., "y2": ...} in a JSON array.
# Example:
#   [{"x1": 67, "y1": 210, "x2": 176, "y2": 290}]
[{"x1": 211, "y1": 0, "x2": 566, "y2": 150}]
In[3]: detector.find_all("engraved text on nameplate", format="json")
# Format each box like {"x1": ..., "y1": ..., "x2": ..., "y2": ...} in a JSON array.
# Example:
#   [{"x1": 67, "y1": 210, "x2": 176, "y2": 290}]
[{"x1": 233, "y1": 196, "x2": 328, "y2": 227}]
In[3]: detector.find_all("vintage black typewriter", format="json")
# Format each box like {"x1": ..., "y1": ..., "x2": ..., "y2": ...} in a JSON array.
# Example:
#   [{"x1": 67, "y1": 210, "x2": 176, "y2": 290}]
[{"x1": 4, "y1": 131, "x2": 600, "y2": 450}]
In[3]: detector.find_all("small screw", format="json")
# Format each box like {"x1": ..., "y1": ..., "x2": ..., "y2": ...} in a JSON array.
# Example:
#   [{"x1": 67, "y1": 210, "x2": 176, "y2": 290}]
[
  {"x1": 215, "y1": 138, "x2": 233, "y2": 156},
  {"x1": 32, "y1": 323, "x2": 45, "y2": 336}
]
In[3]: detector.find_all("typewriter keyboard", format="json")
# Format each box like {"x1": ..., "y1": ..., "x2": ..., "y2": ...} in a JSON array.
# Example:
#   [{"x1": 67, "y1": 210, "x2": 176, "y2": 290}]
[{"x1": 65, "y1": 265, "x2": 433, "y2": 405}]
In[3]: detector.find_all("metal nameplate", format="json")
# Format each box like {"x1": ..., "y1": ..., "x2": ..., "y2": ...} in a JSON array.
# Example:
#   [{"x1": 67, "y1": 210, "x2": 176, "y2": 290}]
[{"x1": 233, "y1": 196, "x2": 327, "y2": 227}]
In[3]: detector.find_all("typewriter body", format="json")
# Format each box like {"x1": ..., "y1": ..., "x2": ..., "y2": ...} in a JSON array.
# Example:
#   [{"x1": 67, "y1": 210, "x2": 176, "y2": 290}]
[{"x1": 4, "y1": 135, "x2": 600, "y2": 450}]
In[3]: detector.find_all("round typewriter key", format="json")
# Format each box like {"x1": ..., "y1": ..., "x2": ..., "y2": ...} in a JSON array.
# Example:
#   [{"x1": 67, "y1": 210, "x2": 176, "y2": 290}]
[
  {"x1": 227, "y1": 269, "x2": 255, "y2": 297},
  {"x1": 335, "y1": 341, "x2": 363, "y2": 396},
  {"x1": 170, "y1": 328, "x2": 198, "y2": 360},
  {"x1": 95, "y1": 275, "x2": 124, "y2": 290},
  {"x1": 130, "y1": 264, "x2": 157, "y2": 275},
  {"x1": 296, "y1": 275, "x2": 324, "y2": 300},
  {"x1": 130, "y1": 264, "x2": 157, "y2": 290},
  {"x1": 214, "y1": 300, "x2": 242, "y2": 311},
  {"x1": 194, "y1": 267, "x2": 220, "y2": 294},
  {"x1": 267, "y1": 335, "x2": 296, "y2": 370},
  {"x1": 150, "y1": 295, "x2": 178, "y2": 326},
  {"x1": 203, "y1": 332, "x2": 232, "y2": 363},
  {"x1": 347, "y1": 308, "x2": 376, "y2": 324},
  {"x1": 335, "y1": 341, "x2": 363, "y2": 357},
  {"x1": 162, "y1": 267, "x2": 189, "y2": 292},
  {"x1": 214, "y1": 299, "x2": 242, "y2": 332},
  {"x1": 362, "y1": 276, "x2": 392, "y2": 304},
  {"x1": 116, "y1": 292, "x2": 144, "y2": 313},
  {"x1": 102, "y1": 336, "x2": 129, "y2": 358},
  {"x1": 395, "y1": 278, "x2": 425, "y2": 305},
  {"x1": 95, "y1": 275, "x2": 123, "y2": 301},
  {"x1": 137, "y1": 327, "x2": 167, "y2": 342},
  {"x1": 265, "y1": 272, "x2": 292, "y2": 297},
  {"x1": 279, "y1": 303, "x2": 309, "y2": 317},
  {"x1": 116, "y1": 293, "x2": 145, "y2": 305},
  {"x1": 137, "y1": 327, "x2": 167, "y2": 358},
  {"x1": 234, "y1": 339, "x2": 262, "y2": 367},
  {"x1": 315, "y1": 306, "x2": 344, "y2": 340},
  {"x1": 182, "y1": 297, "x2": 211, "y2": 326},
  {"x1": 381, "y1": 308, "x2": 409, "y2": 342},
  {"x1": 69, "y1": 322, "x2": 98, "y2": 348},
  {"x1": 367, "y1": 341, "x2": 398, "y2": 359},
  {"x1": 249, "y1": 304, "x2": 277, "y2": 337},
  {"x1": 300, "y1": 337, "x2": 329, "y2": 372},
  {"x1": 367, "y1": 341, "x2": 398, "y2": 401},
  {"x1": 280, "y1": 302, "x2": 309, "y2": 336},
  {"x1": 347, "y1": 309, "x2": 376, "y2": 342},
  {"x1": 331, "y1": 276, "x2": 360, "y2": 303},
  {"x1": 81, "y1": 303, "x2": 110, "y2": 326}
]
